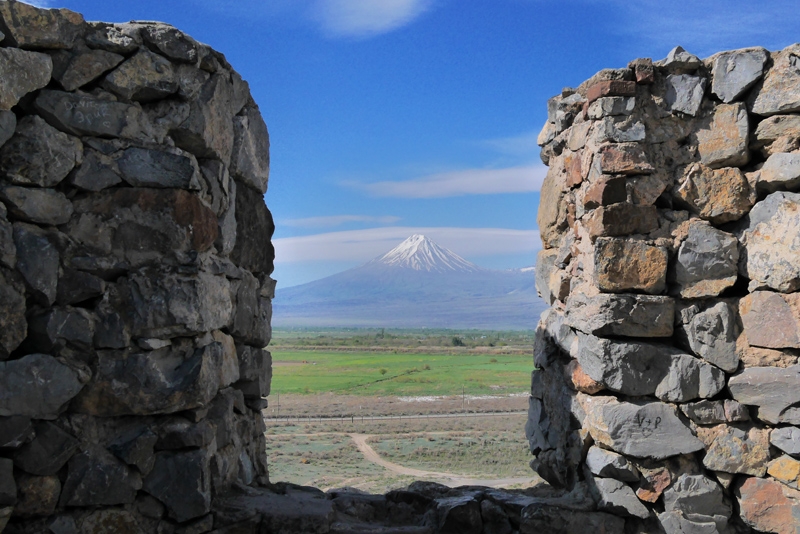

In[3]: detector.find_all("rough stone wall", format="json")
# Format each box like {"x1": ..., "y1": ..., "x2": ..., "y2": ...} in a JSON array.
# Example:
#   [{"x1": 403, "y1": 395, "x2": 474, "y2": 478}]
[
  {"x1": 530, "y1": 44, "x2": 800, "y2": 532},
  {"x1": 0, "y1": 1, "x2": 275, "y2": 532}
]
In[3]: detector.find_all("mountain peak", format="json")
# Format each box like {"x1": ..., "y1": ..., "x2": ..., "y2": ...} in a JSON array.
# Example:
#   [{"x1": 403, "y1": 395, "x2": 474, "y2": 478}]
[{"x1": 368, "y1": 234, "x2": 482, "y2": 273}]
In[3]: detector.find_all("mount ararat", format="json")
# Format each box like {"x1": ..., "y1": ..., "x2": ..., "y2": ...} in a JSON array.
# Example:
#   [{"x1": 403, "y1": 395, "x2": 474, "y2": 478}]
[{"x1": 272, "y1": 235, "x2": 546, "y2": 330}]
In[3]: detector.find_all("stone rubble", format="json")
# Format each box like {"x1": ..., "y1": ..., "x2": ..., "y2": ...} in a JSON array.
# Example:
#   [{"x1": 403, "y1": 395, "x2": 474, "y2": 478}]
[{"x1": 532, "y1": 42, "x2": 800, "y2": 533}]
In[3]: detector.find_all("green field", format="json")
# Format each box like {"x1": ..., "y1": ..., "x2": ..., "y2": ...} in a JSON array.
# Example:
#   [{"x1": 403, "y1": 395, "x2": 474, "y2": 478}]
[{"x1": 271, "y1": 351, "x2": 532, "y2": 396}]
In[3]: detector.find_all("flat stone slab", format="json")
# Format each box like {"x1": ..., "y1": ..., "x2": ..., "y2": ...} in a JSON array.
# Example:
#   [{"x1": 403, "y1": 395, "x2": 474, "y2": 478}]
[
  {"x1": 0, "y1": 353, "x2": 86, "y2": 419},
  {"x1": 740, "y1": 291, "x2": 800, "y2": 349},
  {"x1": 575, "y1": 333, "x2": 725, "y2": 402},
  {"x1": 671, "y1": 220, "x2": 739, "y2": 298},
  {"x1": 581, "y1": 395, "x2": 705, "y2": 459},
  {"x1": 565, "y1": 292, "x2": 674, "y2": 338},
  {"x1": 711, "y1": 47, "x2": 768, "y2": 103},
  {"x1": 729, "y1": 365, "x2": 800, "y2": 424}
]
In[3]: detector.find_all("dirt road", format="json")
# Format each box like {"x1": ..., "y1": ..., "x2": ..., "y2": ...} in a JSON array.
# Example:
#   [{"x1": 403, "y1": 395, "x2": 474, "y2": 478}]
[{"x1": 349, "y1": 433, "x2": 539, "y2": 489}]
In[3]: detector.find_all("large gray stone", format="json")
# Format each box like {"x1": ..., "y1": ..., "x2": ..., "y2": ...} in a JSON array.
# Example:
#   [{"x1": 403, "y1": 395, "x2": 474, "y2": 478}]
[
  {"x1": 85, "y1": 22, "x2": 141, "y2": 54},
  {"x1": 660, "y1": 46, "x2": 702, "y2": 72},
  {"x1": 729, "y1": 365, "x2": 800, "y2": 424},
  {"x1": 592, "y1": 117, "x2": 646, "y2": 144},
  {"x1": 52, "y1": 48, "x2": 124, "y2": 92},
  {"x1": 565, "y1": 293, "x2": 673, "y2": 338},
  {"x1": 585, "y1": 446, "x2": 640, "y2": 483},
  {"x1": 758, "y1": 152, "x2": 800, "y2": 193},
  {"x1": 120, "y1": 268, "x2": 232, "y2": 338},
  {"x1": 0, "y1": 459, "x2": 14, "y2": 507},
  {"x1": 9, "y1": 474, "x2": 61, "y2": 518},
  {"x1": 230, "y1": 271, "x2": 271, "y2": 347},
  {"x1": 13, "y1": 421, "x2": 79, "y2": 476},
  {"x1": 73, "y1": 343, "x2": 222, "y2": 416},
  {"x1": 140, "y1": 23, "x2": 199, "y2": 63},
  {"x1": 711, "y1": 47, "x2": 769, "y2": 103},
  {"x1": 60, "y1": 446, "x2": 141, "y2": 507},
  {"x1": 67, "y1": 148, "x2": 123, "y2": 192},
  {"x1": 0, "y1": 111, "x2": 15, "y2": 150},
  {"x1": 172, "y1": 73, "x2": 235, "y2": 163},
  {"x1": 575, "y1": 333, "x2": 724, "y2": 402},
  {"x1": 591, "y1": 477, "x2": 650, "y2": 519},
  {"x1": 671, "y1": 221, "x2": 738, "y2": 298},
  {"x1": 0, "y1": 48, "x2": 52, "y2": 110},
  {"x1": 658, "y1": 510, "x2": 724, "y2": 534},
  {"x1": 0, "y1": 354, "x2": 85, "y2": 419},
  {"x1": 117, "y1": 146, "x2": 201, "y2": 189},
  {"x1": 663, "y1": 474, "x2": 730, "y2": 521},
  {"x1": 436, "y1": 495, "x2": 482, "y2": 534},
  {"x1": 234, "y1": 345, "x2": 272, "y2": 399},
  {"x1": 0, "y1": 268, "x2": 26, "y2": 359},
  {"x1": 108, "y1": 427, "x2": 157, "y2": 475},
  {"x1": 56, "y1": 268, "x2": 105, "y2": 306},
  {"x1": 753, "y1": 114, "x2": 800, "y2": 154},
  {"x1": 230, "y1": 182, "x2": 275, "y2": 275},
  {"x1": 0, "y1": 186, "x2": 73, "y2": 226},
  {"x1": 26, "y1": 307, "x2": 94, "y2": 355},
  {"x1": 0, "y1": 416, "x2": 33, "y2": 449},
  {"x1": 67, "y1": 188, "x2": 219, "y2": 271},
  {"x1": 0, "y1": 1, "x2": 85, "y2": 49},
  {"x1": 581, "y1": 395, "x2": 704, "y2": 459},
  {"x1": 13, "y1": 222, "x2": 59, "y2": 306},
  {"x1": 143, "y1": 450, "x2": 211, "y2": 523},
  {"x1": 102, "y1": 48, "x2": 179, "y2": 102},
  {"x1": 0, "y1": 115, "x2": 82, "y2": 187},
  {"x1": 665, "y1": 74, "x2": 706, "y2": 116},
  {"x1": 750, "y1": 44, "x2": 800, "y2": 115},
  {"x1": 739, "y1": 191, "x2": 800, "y2": 292},
  {"x1": 586, "y1": 96, "x2": 635, "y2": 119},
  {"x1": 739, "y1": 291, "x2": 800, "y2": 349},
  {"x1": 230, "y1": 104, "x2": 270, "y2": 193},
  {"x1": 34, "y1": 89, "x2": 145, "y2": 139},
  {"x1": 676, "y1": 301, "x2": 740, "y2": 372},
  {"x1": 772, "y1": 427, "x2": 800, "y2": 457}
]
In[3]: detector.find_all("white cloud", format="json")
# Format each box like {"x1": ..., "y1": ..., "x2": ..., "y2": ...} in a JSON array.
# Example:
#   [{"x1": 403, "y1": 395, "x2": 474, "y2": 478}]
[
  {"x1": 481, "y1": 131, "x2": 541, "y2": 157},
  {"x1": 21, "y1": 0, "x2": 54, "y2": 7},
  {"x1": 284, "y1": 214, "x2": 401, "y2": 228},
  {"x1": 274, "y1": 226, "x2": 541, "y2": 263},
  {"x1": 345, "y1": 164, "x2": 548, "y2": 198},
  {"x1": 312, "y1": 0, "x2": 434, "y2": 38}
]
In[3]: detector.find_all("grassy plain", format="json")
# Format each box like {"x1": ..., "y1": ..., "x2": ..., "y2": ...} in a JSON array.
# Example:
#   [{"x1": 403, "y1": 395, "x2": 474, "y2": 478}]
[{"x1": 265, "y1": 328, "x2": 537, "y2": 493}]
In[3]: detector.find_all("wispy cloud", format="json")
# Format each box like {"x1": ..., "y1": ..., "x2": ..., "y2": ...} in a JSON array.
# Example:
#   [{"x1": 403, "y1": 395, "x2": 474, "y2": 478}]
[
  {"x1": 600, "y1": 0, "x2": 800, "y2": 56},
  {"x1": 311, "y1": 0, "x2": 434, "y2": 38},
  {"x1": 481, "y1": 131, "x2": 541, "y2": 157},
  {"x1": 274, "y1": 226, "x2": 541, "y2": 263},
  {"x1": 345, "y1": 165, "x2": 547, "y2": 198},
  {"x1": 284, "y1": 214, "x2": 401, "y2": 228}
]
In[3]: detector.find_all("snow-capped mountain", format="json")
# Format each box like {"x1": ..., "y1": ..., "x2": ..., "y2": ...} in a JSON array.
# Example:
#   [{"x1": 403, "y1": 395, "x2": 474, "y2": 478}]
[
  {"x1": 273, "y1": 235, "x2": 546, "y2": 330},
  {"x1": 367, "y1": 234, "x2": 483, "y2": 273}
]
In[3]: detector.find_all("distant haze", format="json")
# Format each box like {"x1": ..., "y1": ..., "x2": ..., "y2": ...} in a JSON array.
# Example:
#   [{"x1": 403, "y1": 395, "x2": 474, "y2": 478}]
[{"x1": 272, "y1": 235, "x2": 547, "y2": 330}]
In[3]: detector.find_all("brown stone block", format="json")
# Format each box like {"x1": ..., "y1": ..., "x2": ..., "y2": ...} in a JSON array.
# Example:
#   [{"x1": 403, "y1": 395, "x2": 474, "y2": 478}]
[
  {"x1": 584, "y1": 203, "x2": 659, "y2": 238},
  {"x1": 737, "y1": 477, "x2": 800, "y2": 534},
  {"x1": 594, "y1": 237, "x2": 668, "y2": 294},
  {"x1": 565, "y1": 360, "x2": 604, "y2": 394},
  {"x1": 583, "y1": 176, "x2": 627, "y2": 209},
  {"x1": 564, "y1": 151, "x2": 583, "y2": 188},
  {"x1": 628, "y1": 58, "x2": 655, "y2": 84},
  {"x1": 675, "y1": 164, "x2": 755, "y2": 224},
  {"x1": 740, "y1": 291, "x2": 800, "y2": 350},
  {"x1": 586, "y1": 80, "x2": 637, "y2": 104},
  {"x1": 598, "y1": 143, "x2": 654, "y2": 175}
]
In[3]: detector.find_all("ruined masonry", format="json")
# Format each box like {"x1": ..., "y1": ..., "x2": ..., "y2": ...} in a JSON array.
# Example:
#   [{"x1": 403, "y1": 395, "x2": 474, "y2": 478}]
[
  {"x1": 0, "y1": 1, "x2": 277, "y2": 532},
  {"x1": 531, "y1": 44, "x2": 800, "y2": 532}
]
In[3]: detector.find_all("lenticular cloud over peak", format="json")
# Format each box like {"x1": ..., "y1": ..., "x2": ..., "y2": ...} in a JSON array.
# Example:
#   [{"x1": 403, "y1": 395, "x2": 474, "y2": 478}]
[{"x1": 313, "y1": 0, "x2": 433, "y2": 38}]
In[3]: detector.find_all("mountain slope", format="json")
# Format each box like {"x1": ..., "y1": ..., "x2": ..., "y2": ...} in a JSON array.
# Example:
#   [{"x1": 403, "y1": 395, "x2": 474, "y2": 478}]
[{"x1": 273, "y1": 235, "x2": 547, "y2": 330}]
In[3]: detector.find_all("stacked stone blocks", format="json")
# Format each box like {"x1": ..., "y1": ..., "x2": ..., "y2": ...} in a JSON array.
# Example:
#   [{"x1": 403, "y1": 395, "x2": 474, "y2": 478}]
[
  {"x1": 532, "y1": 44, "x2": 800, "y2": 532},
  {"x1": 0, "y1": 1, "x2": 274, "y2": 532}
]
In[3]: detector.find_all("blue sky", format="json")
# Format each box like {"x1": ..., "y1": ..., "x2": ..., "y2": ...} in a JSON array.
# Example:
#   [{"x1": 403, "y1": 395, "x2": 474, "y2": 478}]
[{"x1": 34, "y1": 0, "x2": 800, "y2": 287}]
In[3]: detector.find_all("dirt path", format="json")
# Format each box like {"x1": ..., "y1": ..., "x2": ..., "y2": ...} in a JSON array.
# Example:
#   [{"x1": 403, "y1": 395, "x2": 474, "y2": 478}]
[{"x1": 349, "y1": 433, "x2": 539, "y2": 489}]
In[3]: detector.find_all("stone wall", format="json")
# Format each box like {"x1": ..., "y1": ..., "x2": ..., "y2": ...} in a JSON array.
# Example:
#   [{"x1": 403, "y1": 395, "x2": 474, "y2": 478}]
[
  {"x1": 531, "y1": 44, "x2": 800, "y2": 532},
  {"x1": 0, "y1": 1, "x2": 275, "y2": 532}
]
